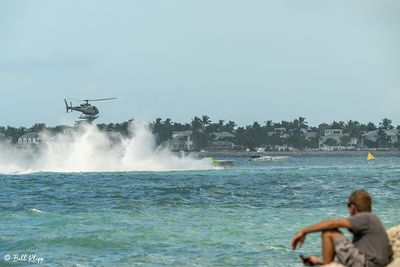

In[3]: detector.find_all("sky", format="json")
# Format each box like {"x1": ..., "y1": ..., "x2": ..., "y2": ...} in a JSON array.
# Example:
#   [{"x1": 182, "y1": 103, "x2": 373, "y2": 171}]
[{"x1": 1, "y1": 0, "x2": 399, "y2": 128}]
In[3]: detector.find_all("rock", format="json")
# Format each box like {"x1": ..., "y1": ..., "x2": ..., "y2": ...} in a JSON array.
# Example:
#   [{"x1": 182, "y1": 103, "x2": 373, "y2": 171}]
[
  {"x1": 323, "y1": 262, "x2": 344, "y2": 267},
  {"x1": 387, "y1": 225, "x2": 400, "y2": 267},
  {"x1": 387, "y1": 258, "x2": 400, "y2": 267},
  {"x1": 387, "y1": 225, "x2": 400, "y2": 260}
]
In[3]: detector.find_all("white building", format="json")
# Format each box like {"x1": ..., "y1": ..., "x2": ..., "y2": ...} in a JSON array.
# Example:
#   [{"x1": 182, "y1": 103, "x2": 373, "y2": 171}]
[
  {"x1": 171, "y1": 131, "x2": 194, "y2": 151},
  {"x1": 18, "y1": 132, "x2": 40, "y2": 145},
  {"x1": 17, "y1": 132, "x2": 40, "y2": 150},
  {"x1": 324, "y1": 129, "x2": 343, "y2": 135},
  {"x1": 363, "y1": 129, "x2": 399, "y2": 144},
  {"x1": 319, "y1": 129, "x2": 357, "y2": 150},
  {"x1": 209, "y1": 131, "x2": 235, "y2": 150}
]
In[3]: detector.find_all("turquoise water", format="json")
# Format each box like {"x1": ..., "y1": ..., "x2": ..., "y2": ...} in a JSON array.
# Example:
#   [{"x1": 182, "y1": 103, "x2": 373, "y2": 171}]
[{"x1": 1, "y1": 156, "x2": 399, "y2": 266}]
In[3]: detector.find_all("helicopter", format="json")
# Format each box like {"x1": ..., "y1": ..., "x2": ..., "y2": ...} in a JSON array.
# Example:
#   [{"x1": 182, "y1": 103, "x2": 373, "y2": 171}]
[{"x1": 64, "y1": 98, "x2": 116, "y2": 122}]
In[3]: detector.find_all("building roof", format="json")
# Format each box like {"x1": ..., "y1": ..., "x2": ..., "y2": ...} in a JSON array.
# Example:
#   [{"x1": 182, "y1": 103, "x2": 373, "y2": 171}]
[
  {"x1": 304, "y1": 132, "x2": 318, "y2": 139},
  {"x1": 386, "y1": 129, "x2": 399, "y2": 136},
  {"x1": 19, "y1": 132, "x2": 39, "y2": 139},
  {"x1": 363, "y1": 129, "x2": 399, "y2": 137},
  {"x1": 172, "y1": 131, "x2": 192, "y2": 137},
  {"x1": 324, "y1": 129, "x2": 343, "y2": 135},
  {"x1": 212, "y1": 131, "x2": 235, "y2": 139},
  {"x1": 320, "y1": 133, "x2": 348, "y2": 141},
  {"x1": 362, "y1": 130, "x2": 377, "y2": 137}
]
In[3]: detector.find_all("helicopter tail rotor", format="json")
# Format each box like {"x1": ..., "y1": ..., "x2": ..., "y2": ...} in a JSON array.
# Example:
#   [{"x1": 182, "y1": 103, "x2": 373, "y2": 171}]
[{"x1": 64, "y1": 99, "x2": 72, "y2": 113}]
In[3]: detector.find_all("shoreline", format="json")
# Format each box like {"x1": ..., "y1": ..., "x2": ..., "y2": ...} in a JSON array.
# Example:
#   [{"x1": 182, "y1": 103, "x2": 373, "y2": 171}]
[{"x1": 196, "y1": 150, "x2": 400, "y2": 158}]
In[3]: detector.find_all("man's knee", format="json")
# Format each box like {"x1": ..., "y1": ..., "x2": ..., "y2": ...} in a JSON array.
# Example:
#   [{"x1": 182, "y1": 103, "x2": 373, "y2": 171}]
[{"x1": 321, "y1": 229, "x2": 343, "y2": 240}]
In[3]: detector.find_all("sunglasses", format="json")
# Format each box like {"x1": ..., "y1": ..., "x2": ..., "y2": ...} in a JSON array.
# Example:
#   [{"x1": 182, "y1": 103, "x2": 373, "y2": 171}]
[{"x1": 347, "y1": 202, "x2": 352, "y2": 207}]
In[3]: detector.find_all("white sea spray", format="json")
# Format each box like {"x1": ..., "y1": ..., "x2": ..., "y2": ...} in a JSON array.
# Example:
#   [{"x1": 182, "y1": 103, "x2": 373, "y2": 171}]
[{"x1": 0, "y1": 121, "x2": 212, "y2": 173}]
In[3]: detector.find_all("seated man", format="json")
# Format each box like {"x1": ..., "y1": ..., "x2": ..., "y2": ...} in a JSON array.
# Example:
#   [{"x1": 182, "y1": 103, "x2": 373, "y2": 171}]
[{"x1": 291, "y1": 189, "x2": 393, "y2": 267}]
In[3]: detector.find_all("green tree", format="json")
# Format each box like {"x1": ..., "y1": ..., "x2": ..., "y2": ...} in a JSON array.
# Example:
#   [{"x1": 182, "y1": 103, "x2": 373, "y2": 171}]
[
  {"x1": 379, "y1": 118, "x2": 393, "y2": 130},
  {"x1": 4, "y1": 126, "x2": 26, "y2": 143},
  {"x1": 377, "y1": 118, "x2": 394, "y2": 148},
  {"x1": 264, "y1": 120, "x2": 274, "y2": 132},
  {"x1": 286, "y1": 117, "x2": 308, "y2": 149},
  {"x1": 339, "y1": 135, "x2": 351, "y2": 146},
  {"x1": 330, "y1": 121, "x2": 345, "y2": 129},
  {"x1": 191, "y1": 116, "x2": 205, "y2": 150},
  {"x1": 377, "y1": 128, "x2": 388, "y2": 148},
  {"x1": 365, "y1": 122, "x2": 377, "y2": 132},
  {"x1": 344, "y1": 120, "x2": 362, "y2": 147},
  {"x1": 305, "y1": 137, "x2": 319, "y2": 149},
  {"x1": 324, "y1": 138, "x2": 338, "y2": 147},
  {"x1": 151, "y1": 118, "x2": 173, "y2": 145},
  {"x1": 317, "y1": 123, "x2": 330, "y2": 136},
  {"x1": 224, "y1": 120, "x2": 237, "y2": 132},
  {"x1": 30, "y1": 123, "x2": 47, "y2": 132},
  {"x1": 201, "y1": 115, "x2": 211, "y2": 129}
]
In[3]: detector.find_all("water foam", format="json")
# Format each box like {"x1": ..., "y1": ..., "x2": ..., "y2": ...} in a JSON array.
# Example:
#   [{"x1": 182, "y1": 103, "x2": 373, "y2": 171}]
[{"x1": 0, "y1": 121, "x2": 212, "y2": 173}]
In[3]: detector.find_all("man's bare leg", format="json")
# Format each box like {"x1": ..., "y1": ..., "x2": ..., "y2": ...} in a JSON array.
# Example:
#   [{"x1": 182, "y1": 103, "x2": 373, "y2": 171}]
[{"x1": 321, "y1": 229, "x2": 343, "y2": 264}]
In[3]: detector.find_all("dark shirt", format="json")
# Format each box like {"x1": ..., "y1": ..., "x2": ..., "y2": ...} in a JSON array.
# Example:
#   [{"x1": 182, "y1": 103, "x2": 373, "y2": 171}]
[{"x1": 348, "y1": 212, "x2": 393, "y2": 267}]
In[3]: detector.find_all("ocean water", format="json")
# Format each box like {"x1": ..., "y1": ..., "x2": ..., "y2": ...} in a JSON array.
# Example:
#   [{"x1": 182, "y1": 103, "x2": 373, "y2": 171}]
[{"x1": 1, "y1": 156, "x2": 399, "y2": 266}]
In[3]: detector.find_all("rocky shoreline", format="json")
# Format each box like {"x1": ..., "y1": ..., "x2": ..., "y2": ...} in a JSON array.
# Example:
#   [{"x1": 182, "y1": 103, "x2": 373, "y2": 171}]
[{"x1": 196, "y1": 150, "x2": 400, "y2": 158}]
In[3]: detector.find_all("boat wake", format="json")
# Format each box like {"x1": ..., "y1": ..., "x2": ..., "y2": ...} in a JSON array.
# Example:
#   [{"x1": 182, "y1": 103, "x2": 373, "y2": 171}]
[{"x1": 0, "y1": 121, "x2": 213, "y2": 173}]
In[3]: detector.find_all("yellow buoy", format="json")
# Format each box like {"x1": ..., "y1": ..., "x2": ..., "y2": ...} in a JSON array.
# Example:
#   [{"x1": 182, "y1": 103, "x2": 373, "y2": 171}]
[{"x1": 367, "y1": 152, "x2": 376, "y2": 161}]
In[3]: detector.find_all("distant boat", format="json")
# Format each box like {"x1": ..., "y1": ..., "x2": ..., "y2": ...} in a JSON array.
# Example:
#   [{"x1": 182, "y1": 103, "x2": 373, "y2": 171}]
[
  {"x1": 367, "y1": 152, "x2": 376, "y2": 161},
  {"x1": 249, "y1": 155, "x2": 289, "y2": 161}
]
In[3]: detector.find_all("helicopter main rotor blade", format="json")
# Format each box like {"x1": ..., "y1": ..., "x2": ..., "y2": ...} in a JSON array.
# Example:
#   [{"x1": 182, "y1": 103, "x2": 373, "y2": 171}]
[
  {"x1": 66, "y1": 98, "x2": 117, "y2": 102},
  {"x1": 88, "y1": 98, "x2": 117, "y2": 102}
]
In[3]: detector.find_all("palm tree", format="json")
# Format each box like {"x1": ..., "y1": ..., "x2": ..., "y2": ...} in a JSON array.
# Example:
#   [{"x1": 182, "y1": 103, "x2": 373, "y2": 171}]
[
  {"x1": 201, "y1": 115, "x2": 211, "y2": 129},
  {"x1": 365, "y1": 122, "x2": 377, "y2": 132},
  {"x1": 377, "y1": 118, "x2": 394, "y2": 148},
  {"x1": 264, "y1": 120, "x2": 274, "y2": 132},
  {"x1": 224, "y1": 121, "x2": 237, "y2": 132},
  {"x1": 191, "y1": 116, "x2": 204, "y2": 150},
  {"x1": 330, "y1": 121, "x2": 345, "y2": 130},
  {"x1": 379, "y1": 118, "x2": 393, "y2": 130},
  {"x1": 345, "y1": 120, "x2": 362, "y2": 147},
  {"x1": 30, "y1": 123, "x2": 47, "y2": 133}
]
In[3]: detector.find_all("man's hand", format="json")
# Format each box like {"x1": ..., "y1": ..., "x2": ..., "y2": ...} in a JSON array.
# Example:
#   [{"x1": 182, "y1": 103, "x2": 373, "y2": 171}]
[{"x1": 291, "y1": 230, "x2": 306, "y2": 250}]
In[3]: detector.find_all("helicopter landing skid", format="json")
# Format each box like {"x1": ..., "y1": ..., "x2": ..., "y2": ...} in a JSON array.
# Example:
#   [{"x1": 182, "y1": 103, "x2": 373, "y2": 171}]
[{"x1": 78, "y1": 114, "x2": 99, "y2": 122}]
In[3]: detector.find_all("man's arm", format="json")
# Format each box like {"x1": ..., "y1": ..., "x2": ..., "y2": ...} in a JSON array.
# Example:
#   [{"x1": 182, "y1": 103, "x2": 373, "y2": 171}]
[
  {"x1": 302, "y1": 218, "x2": 352, "y2": 234},
  {"x1": 291, "y1": 218, "x2": 352, "y2": 250}
]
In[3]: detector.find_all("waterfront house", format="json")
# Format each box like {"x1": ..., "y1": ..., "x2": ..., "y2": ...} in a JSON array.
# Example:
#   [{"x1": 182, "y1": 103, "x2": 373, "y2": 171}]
[
  {"x1": 319, "y1": 129, "x2": 356, "y2": 150},
  {"x1": 363, "y1": 129, "x2": 399, "y2": 143},
  {"x1": 363, "y1": 130, "x2": 378, "y2": 143},
  {"x1": 274, "y1": 144, "x2": 293, "y2": 151},
  {"x1": 384, "y1": 129, "x2": 398, "y2": 143},
  {"x1": 209, "y1": 131, "x2": 235, "y2": 150},
  {"x1": 324, "y1": 129, "x2": 343, "y2": 135},
  {"x1": 18, "y1": 132, "x2": 40, "y2": 144},
  {"x1": 304, "y1": 131, "x2": 318, "y2": 140},
  {"x1": 274, "y1": 127, "x2": 286, "y2": 136},
  {"x1": 17, "y1": 132, "x2": 40, "y2": 150},
  {"x1": 171, "y1": 131, "x2": 194, "y2": 151},
  {"x1": 362, "y1": 129, "x2": 399, "y2": 147}
]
